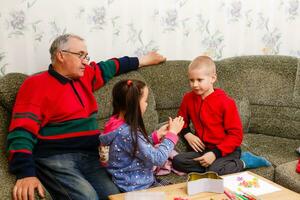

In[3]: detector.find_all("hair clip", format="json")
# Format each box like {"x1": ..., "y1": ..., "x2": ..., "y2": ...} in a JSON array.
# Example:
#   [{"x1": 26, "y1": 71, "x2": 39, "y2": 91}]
[{"x1": 127, "y1": 80, "x2": 132, "y2": 86}]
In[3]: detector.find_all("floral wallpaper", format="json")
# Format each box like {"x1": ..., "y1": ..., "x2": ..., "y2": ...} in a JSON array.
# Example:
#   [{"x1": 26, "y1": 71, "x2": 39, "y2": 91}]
[{"x1": 0, "y1": 0, "x2": 299, "y2": 75}]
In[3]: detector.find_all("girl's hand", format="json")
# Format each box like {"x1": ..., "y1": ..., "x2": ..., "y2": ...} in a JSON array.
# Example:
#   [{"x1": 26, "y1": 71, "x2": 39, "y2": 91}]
[
  {"x1": 184, "y1": 133, "x2": 205, "y2": 152},
  {"x1": 168, "y1": 116, "x2": 184, "y2": 135},
  {"x1": 157, "y1": 123, "x2": 169, "y2": 139},
  {"x1": 193, "y1": 152, "x2": 216, "y2": 167}
]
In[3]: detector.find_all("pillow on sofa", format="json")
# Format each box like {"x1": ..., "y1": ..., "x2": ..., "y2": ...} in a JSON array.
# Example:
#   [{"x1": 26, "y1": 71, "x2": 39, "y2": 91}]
[
  {"x1": 138, "y1": 61, "x2": 191, "y2": 109},
  {"x1": 235, "y1": 97, "x2": 250, "y2": 133},
  {"x1": 0, "y1": 73, "x2": 28, "y2": 111}
]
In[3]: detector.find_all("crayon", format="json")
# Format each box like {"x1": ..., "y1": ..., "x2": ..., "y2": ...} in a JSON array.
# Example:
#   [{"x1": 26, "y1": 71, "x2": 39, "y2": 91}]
[{"x1": 224, "y1": 189, "x2": 236, "y2": 200}]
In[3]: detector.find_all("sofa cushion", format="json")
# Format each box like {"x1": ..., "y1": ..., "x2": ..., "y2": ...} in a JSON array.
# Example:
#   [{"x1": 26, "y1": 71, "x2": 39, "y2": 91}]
[
  {"x1": 216, "y1": 56, "x2": 300, "y2": 108},
  {"x1": 235, "y1": 98, "x2": 250, "y2": 133},
  {"x1": 217, "y1": 56, "x2": 300, "y2": 140},
  {"x1": 95, "y1": 71, "x2": 158, "y2": 133},
  {"x1": 249, "y1": 105, "x2": 300, "y2": 139},
  {"x1": 247, "y1": 165, "x2": 275, "y2": 181},
  {"x1": 242, "y1": 133, "x2": 300, "y2": 166},
  {"x1": 0, "y1": 152, "x2": 16, "y2": 199},
  {"x1": 156, "y1": 171, "x2": 187, "y2": 184},
  {"x1": 0, "y1": 133, "x2": 16, "y2": 199},
  {"x1": 294, "y1": 59, "x2": 300, "y2": 103},
  {"x1": 0, "y1": 105, "x2": 10, "y2": 138},
  {"x1": 0, "y1": 73, "x2": 28, "y2": 111},
  {"x1": 215, "y1": 62, "x2": 248, "y2": 100},
  {"x1": 275, "y1": 160, "x2": 300, "y2": 193},
  {"x1": 157, "y1": 108, "x2": 178, "y2": 123},
  {"x1": 138, "y1": 61, "x2": 190, "y2": 109}
]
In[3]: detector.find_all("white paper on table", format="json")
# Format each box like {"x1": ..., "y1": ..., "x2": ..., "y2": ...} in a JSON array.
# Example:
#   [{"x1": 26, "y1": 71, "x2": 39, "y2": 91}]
[
  {"x1": 223, "y1": 172, "x2": 281, "y2": 196},
  {"x1": 187, "y1": 178, "x2": 224, "y2": 195},
  {"x1": 125, "y1": 192, "x2": 165, "y2": 200}
]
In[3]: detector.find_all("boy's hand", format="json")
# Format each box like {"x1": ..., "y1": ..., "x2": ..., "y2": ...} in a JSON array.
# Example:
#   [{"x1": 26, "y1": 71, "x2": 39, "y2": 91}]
[
  {"x1": 184, "y1": 133, "x2": 205, "y2": 152},
  {"x1": 193, "y1": 152, "x2": 216, "y2": 168},
  {"x1": 168, "y1": 116, "x2": 184, "y2": 135},
  {"x1": 138, "y1": 51, "x2": 166, "y2": 67},
  {"x1": 157, "y1": 123, "x2": 169, "y2": 139}
]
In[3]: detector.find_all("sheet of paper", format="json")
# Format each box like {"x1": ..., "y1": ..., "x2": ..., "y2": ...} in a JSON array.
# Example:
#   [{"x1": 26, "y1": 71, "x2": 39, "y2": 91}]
[
  {"x1": 223, "y1": 172, "x2": 281, "y2": 196},
  {"x1": 125, "y1": 192, "x2": 165, "y2": 200},
  {"x1": 187, "y1": 178, "x2": 224, "y2": 195}
]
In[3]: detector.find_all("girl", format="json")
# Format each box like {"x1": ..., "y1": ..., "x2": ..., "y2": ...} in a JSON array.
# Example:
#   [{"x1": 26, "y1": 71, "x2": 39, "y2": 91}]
[{"x1": 99, "y1": 79, "x2": 184, "y2": 192}]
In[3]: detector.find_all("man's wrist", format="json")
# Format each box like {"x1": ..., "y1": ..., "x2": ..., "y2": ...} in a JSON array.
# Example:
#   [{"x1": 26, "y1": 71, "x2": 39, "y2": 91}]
[{"x1": 138, "y1": 56, "x2": 144, "y2": 68}]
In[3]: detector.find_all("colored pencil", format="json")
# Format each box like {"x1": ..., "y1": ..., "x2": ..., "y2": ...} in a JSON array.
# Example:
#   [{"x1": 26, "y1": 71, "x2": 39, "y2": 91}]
[
  {"x1": 239, "y1": 190, "x2": 261, "y2": 200},
  {"x1": 224, "y1": 189, "x2": 236, "y2": 200},
  {"x1": 235, "y1": 193, "x2": 248, "y2": 200}
]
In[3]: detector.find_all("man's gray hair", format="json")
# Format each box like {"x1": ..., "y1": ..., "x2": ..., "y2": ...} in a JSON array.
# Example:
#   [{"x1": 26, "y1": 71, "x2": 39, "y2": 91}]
[{"x1": 49, "y1": 34, "x2": 84, "y2": 63}]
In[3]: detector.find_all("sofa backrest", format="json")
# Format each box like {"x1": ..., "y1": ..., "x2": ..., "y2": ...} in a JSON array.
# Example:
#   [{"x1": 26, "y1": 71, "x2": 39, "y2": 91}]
[
  {"x1": 0, "y1": 91, "x2": 16, "y2": 199},
  {"x1": 215, "y1": 56, "x2": 300, "y2": 139},
  {"x1": 0, "y1": 73, "x2": 28, "y2": 151},
  {"x1": 138, "y1": 61, "x2": 190, "y2": 122},
  {"x1": 0, "y1": 55, "x2": 299, "y2": 140}
]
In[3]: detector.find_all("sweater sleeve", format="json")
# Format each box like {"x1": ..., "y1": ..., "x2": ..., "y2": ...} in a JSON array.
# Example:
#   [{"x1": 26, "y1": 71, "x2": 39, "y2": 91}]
[
  {"x1": 151, "y1": 131, "x2": 160, "y2": 145},
  {"x1": 88, "y1": 57, "x2": 139, "y2": 91},
  {"x1": 151, "y1": 131, "x2": 179, "y2": 145},
  {"x1": 135, "y1": 132, "x2": 178, "y2": 167},
  {"x1": 177, "y1": 93, "x2": 192, "y2": 136},
  {"x1": 216, "y1": 98, "x2": 243, "y2": 156},
  {"x1": 7, "y1": 129, "x2": 38, "y2": 179},
  {"x1": 6, "y1": 78, "x2": 41, "y2": 179}
]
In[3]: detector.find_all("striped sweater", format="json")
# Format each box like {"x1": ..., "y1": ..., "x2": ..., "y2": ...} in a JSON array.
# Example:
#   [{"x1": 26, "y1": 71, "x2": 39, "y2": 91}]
[{"x1": 6, "y1": 56, "x2": 139, "y2": 179}]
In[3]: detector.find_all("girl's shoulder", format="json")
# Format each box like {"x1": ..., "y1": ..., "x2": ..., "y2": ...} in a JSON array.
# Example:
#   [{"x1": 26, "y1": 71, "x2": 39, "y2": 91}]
[
  {"x1": 117, "y1": 123, "x2": 132, "y2": 136},
  {"x1": 118, "y1": 124, "x2": 147, "y2": 140}
]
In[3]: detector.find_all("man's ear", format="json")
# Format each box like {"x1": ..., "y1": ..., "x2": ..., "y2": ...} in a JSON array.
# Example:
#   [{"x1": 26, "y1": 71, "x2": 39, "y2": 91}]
[{"x1": 56, "y1": 51, "x2": 64, "y2": 63}]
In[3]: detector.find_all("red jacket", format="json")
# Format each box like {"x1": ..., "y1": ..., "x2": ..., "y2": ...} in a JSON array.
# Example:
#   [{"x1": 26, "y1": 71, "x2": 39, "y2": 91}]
[{"x1": 178, "y1": 88, "x2": 243, "y2": 157}]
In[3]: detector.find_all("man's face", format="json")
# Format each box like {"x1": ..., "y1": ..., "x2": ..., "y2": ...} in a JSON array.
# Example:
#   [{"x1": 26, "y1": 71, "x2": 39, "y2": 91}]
[{"x1": 59, "y1": 38, "x2": 89, "y2": 79}]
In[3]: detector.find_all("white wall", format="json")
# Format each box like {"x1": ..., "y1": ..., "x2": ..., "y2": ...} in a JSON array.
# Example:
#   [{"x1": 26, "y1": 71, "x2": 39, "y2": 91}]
[{"x1": 0, "y1": 0, "x2": 299, "y2": 75}]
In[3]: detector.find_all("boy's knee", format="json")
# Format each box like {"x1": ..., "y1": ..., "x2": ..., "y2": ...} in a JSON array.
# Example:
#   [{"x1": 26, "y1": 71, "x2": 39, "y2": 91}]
[
  {"x1": 172, "y1": 154, "x2": 180, "y2": 162},
  {"x1": 208, "y1": 161, "x2": 244, "y2": 175},
  {"x1": 172, "y1": 154, "x2": 187, "y2": 165},
  {"x1": 208, "y1": 165, "x2": 229, "y2": 175},
  {"x1": 172, "y1": 155, "x2": 184, "y2": 169},
  {"x1": 207, "y1": 164, "x2": 221, "y2": 174}
]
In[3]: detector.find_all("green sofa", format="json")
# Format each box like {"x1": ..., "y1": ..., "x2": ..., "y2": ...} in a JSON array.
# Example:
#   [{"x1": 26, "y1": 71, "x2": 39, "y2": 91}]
[{"x1": 0, "y1": 55, "x2": 299, "y2": 199}]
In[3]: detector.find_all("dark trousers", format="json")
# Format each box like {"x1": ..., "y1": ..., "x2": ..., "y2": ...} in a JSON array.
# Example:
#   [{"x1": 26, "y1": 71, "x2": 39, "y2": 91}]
[{"x1": 172, "y1": 148, "x2": 244, "y2": 175}]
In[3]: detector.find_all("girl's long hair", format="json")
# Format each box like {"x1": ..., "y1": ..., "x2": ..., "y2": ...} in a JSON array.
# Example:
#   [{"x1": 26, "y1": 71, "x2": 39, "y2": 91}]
[{"x1": 112, "y1": 79, "x2": 152, "y2": 156}]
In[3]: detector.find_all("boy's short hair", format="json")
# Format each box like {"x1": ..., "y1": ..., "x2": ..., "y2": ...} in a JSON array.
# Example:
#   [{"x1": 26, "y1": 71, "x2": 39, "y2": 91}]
[{"x1": 188, "y1": 56, "x2": 216, "y2": 75}]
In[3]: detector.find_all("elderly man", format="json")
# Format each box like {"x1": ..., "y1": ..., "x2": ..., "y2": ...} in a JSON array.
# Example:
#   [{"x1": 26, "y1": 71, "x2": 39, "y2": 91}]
[{"x1": 7, "y1": 33, "x2": 166, "y2": 200}]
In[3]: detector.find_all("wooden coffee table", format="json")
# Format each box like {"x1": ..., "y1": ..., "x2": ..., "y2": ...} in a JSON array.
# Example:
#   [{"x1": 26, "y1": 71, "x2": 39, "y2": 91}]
[{"x1": 109, "y1": 171, "x2": 300, "y2": 200}]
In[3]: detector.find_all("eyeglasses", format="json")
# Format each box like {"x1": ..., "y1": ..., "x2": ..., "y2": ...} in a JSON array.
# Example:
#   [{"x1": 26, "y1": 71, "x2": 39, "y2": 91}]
[{"x1": 61, "y1": 50, "x2": 90, "y2": 62}]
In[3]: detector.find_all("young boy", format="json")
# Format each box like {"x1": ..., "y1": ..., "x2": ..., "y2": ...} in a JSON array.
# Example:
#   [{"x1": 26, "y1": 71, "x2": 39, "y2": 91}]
[{"x1": 172, "y1": 56, "x2": 271, "y2": 175}]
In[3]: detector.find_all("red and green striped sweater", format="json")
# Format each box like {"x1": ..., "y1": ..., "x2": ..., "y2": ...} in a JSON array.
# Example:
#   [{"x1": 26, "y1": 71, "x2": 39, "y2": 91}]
[{"x1": 7, "y1": 56, "x2": 139, "y2": 179}]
